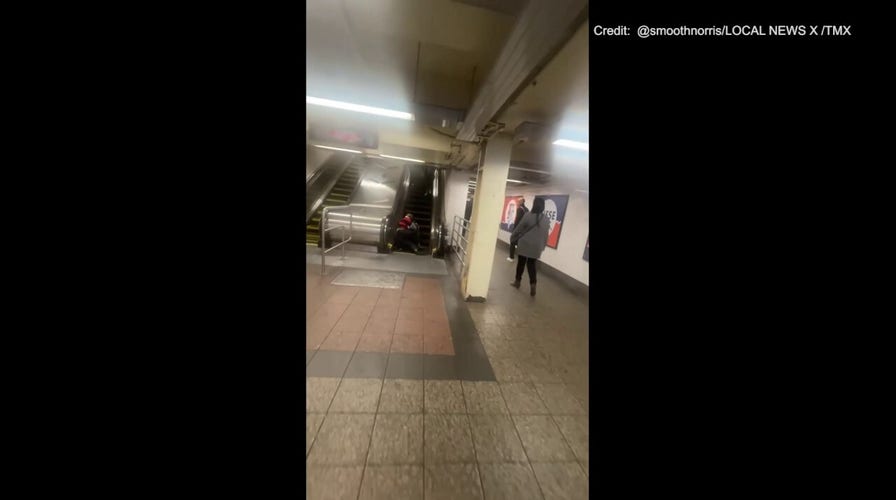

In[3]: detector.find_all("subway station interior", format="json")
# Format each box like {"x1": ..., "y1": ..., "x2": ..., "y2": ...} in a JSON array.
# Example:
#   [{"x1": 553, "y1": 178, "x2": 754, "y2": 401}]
[{"x1": 306, "y1": 1, "x2": 590, "y2": 498}]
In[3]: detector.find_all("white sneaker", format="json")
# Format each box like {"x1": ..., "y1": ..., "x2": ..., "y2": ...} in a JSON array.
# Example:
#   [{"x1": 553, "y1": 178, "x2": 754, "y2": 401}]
[{"x1": 506, "y1": 257, "x2": 514, "y2": 262}]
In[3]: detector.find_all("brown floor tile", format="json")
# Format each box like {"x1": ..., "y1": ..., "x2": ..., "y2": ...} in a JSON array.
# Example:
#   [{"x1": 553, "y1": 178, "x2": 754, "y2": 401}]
[
  {"x1": 320, "y1": 331, "x2": 362, "y2": 351},
  {"x1": 369, "y1": 304, "x2": 399, "y2": 321},
  {"x1": 468, "y1": 414, "x2": 528, "y2": 463},
  {"x1": 367, "y1": 413, "x2": 424, "y2": 465},
  {"x1": 363, "y1": 317, "x2": 396, "y2": 336},
  {"x1": 393, "y1": 318, "x2": 420, "y2": 336},
  {"x1": 552, "y1": 416, "x2": 588, "y2": 462},
  {"x1": 424, "y1": 414, "x2": 476, "y2": 463},
  {"x1": 423, "y1": 307, "x2": 449, "y2": 324},
  {"x1": 333, "y1": 315, "x2": 369, "y2": 333},
  {"x1": 397, "y1": 306, "x2": 423, "y2": 323},
  {"x1": 500, "y1": 382, "x2": 549, "y2": 415},
  {"x1": 424, "y1": 464, "x2": 484, "y2": 500},
  {"x1": 424, "y1": 380, "x2": 466, "y2": 414},
  {"x1": 329, "y1": 378, "x2": 382, "y2": 413},
  {"x1": 358, "y1": 465, "x2": 423, "y2": 500},
  {"x1": 511, "y1": 415, "x2": 576, "y2": 462},
  {"x1": 390, "y1": 334, "x2": 423, "y2": 354},
  {"x1": 478, "y1": 463, "x2": 543, "y2": 500},
  {"x1": 356, "y1": 333, "x2": 393, "y2": 353},
  {"x1": 424, "y1": 335, "x2": 454, "y2": 355},
  {"x1": 307, "y1": 413, "x2": 375, "y2": 465},
  {"x1": 307, "y1": 329, "x2": 330, "y2": 350},
  {"x1": 378, "y1": 379, "x2": 423, "y2": 413},
  {"x1": 530, "y1": 463, "x2": 588, "y2": 500},
  {"x1": 352, "y1": 288, "x2": 381, "y2": 306},
  {"x1": 307, "y1": 413, "x2": 327, "y2": 455},
  {"x1": 423, "y1": 320, "x2": 451, "y2": 338},
  {"x1": 400, "y1": 297, "x2": 425, "y2": 308},
  {"x1": 462, "y1": 381, "x2": 509, "y2": 415},
  {"x1": 306, "y1": 465, "x2": 364, "y2": 500},
  {"x1": 342, "y1": 304, "x2": 374, "y2": 320}
]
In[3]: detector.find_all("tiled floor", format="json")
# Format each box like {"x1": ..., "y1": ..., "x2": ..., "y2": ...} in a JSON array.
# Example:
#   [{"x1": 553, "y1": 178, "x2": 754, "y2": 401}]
[{"x1": 306, "y1": 244, "x2": 589, "y2": 499}]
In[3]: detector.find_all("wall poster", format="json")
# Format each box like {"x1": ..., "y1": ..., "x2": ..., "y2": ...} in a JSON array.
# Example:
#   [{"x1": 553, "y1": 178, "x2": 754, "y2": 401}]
[
  {"x1": 534, "y1": 194, "x2": 569, "y2": 249},
  {"x1": 499, "y1": 195, "x2": 526, "y2": 232}
]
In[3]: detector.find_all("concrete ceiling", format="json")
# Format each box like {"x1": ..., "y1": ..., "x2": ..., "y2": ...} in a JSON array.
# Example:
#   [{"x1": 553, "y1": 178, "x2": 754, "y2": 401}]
[{"x1": 305, "y1": 0, "x2": 588, "y2": 183}]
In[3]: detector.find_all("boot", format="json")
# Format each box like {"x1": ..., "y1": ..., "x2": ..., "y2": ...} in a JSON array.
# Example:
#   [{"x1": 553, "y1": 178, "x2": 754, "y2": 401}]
[
  {"x1": 510, "y1": 280, "x2": 521, "y2": 288},
  {"x1": 530, "y1": 283, "x2": 536, "y2": 296}
]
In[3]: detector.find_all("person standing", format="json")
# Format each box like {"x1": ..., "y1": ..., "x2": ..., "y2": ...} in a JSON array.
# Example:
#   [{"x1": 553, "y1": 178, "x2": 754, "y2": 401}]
[
  {"x1": 509, "y1": 197, "x2": 550, "y2": 296},
  {"x1": 507, "y1": 198, "x2": 528, "y2": 262}
]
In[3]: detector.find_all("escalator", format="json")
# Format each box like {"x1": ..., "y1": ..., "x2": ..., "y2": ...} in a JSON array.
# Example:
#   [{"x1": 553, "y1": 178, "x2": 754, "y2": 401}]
[
  {"x1": 393, "y1": 165, "x2": 444, "y2": 255},
  {"x1": 306, "y1": 161, "x2": 363, "y2": 246}
]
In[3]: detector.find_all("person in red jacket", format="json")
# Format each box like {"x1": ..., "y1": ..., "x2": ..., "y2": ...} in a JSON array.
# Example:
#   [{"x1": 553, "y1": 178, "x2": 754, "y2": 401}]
[{"x1": 394, "y1": 213, "x2": 423, "y2": 254}]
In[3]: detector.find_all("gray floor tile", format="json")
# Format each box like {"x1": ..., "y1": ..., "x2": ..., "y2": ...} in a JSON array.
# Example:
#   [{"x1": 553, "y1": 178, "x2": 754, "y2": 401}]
[
  {"x1": 307, "y1": 350, "x2": 316, "y2": 366},
  {"x1": 500, "y1": 382, "x2": 549, "y2": 415},
  {"x1": 358, "y1": 465, "x2": 424, "y2": 500},
  {"x1": 307, "y1": 350, "x2": 353, "y2": 378},
  {"x1": 367, "y1": 413, "x2": 423, "y2": 465},
  {"x1": 424, "y1": 380, "x2": 466, "y2": 414},
  {"x1": 306, "y1": 377, "x2": 341, "y2": 412},
  {"x1": 423, "y1": 354, "x2": 457, "y2": 380},
  {"x1": 329, "y1": 378, "x2": 382, "y2": 413},
  {"x1": 478, "y1": 463, "x2": 544, "y2": 500},
  {"x1": 344, "y1": 351, "x2": 389, "y2": 379},
  {"x1": 424, "y1": 414, "x2": 476, "y2": 463},
  {"x1": 468, "y1": 414, "x2": 528, "y2": 463},
  {"x1": 307, "y1": 413, "x2": 375, "y2": 465},
  {"x1": 552, "y1": 416, "x2": 588, "y2": 462},
  {"x1": 512, "y1": 415, "x2": 576, "y2": 462},
  {"x1": 306, "y1": 465, "x2": 364, "y2": 500},
  {"x1": 462, "y1": 381, "x2": 509, "y2": 414},
  {"x1": 489, "y1": 357, "x2": 529, "y2": 382},
  {"x1": 530, "y1": 462, "x2": 588, "y2": 500},
  {"x1": 378, "y1": 379, "x2": 423, "y2": 413},
  {"x1": 532, "y1": 384, "x2": 585, "y2": 415},
  {"x1": 306, "y1": 413, "x2": 326, "y2": 455},
  {"x1": 424, "y1": 463, "x2": 484, "y2": 500},
  {"x1": 385, "y1": 353, "x2": 424, "y2": 380}
]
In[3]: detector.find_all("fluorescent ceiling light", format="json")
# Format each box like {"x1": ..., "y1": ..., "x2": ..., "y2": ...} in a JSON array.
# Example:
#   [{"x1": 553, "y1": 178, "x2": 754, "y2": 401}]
[
  {"x1": 506, "y1": 179, "x2": 529, "y2": 184},
  {"x1": 313, "y1": 144, "x2": 362, "y2": 153},
  {"x1": 380, "y1": 154, "x2": 424, "y2": 163},
  {"x1": 306, "y1": 96, "x2": 415, "y2": 121},
  {"x1": 553, "y1": 139, "x2": 589, "y2": 151}
]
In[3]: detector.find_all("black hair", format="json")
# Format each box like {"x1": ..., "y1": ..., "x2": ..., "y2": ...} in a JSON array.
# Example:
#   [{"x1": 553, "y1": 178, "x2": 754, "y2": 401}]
[{"x1": 531, "y1": 198, "x2": 545, "y2": 225}]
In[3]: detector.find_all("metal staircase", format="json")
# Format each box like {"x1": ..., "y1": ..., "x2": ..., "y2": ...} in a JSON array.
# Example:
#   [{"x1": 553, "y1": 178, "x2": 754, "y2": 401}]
[{"x1": 306, "y1": 162, "x2": 363, "y2": 246}]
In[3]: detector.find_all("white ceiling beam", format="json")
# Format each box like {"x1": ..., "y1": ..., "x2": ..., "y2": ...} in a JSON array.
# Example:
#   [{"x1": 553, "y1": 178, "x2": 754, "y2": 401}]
[{"x1": 456, "y1": 0, "x2": 587, "y2": 142}]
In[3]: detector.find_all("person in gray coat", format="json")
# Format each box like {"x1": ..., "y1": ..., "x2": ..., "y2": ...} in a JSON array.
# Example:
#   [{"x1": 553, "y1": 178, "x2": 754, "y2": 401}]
[{"x1": 509, "y1": 197, "x2": 550, "y2": 296}]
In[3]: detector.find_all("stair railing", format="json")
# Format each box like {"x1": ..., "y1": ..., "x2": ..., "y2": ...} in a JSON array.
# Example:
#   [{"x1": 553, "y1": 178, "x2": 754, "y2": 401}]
[
  {"x1": 450, "y1": 215, "x2": 472, "y2": 269},
  {"x1": 320, "y1": 203, "x2": 392, "y2": 275}
]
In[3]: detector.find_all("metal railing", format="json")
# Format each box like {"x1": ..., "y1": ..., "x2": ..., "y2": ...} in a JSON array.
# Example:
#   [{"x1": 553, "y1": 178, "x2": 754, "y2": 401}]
[
  {"x1": 450, "y1": 215, "x2": 472, "y2": 268},
  {"x1": 319, "y1": 204, "x2": 392, "y2": 275}
]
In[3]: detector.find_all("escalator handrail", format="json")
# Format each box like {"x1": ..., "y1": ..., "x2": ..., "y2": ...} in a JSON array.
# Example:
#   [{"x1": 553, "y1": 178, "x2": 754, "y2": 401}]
[{"x1": 306, "y1": 154, "x2": 353, "y2": 225}]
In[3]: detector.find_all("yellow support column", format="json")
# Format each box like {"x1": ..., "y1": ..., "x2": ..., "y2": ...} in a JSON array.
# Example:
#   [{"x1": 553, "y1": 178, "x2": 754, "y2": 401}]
[{"x1": 461, "y1": 133, "x2": 512, "y2": 301}]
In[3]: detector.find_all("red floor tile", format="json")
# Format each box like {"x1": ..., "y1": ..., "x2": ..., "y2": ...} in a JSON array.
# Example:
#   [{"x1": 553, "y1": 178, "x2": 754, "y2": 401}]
[
  {"x1": 363, "y1": 317, "x2": 396, "y2": 336},
  {"x1": 320, "y1": 331, "x2": 362, "y2": 351},
  {"x1": 393, "y1": 318, "x2": 420, "y2": 336},
  {"x1": 369, "y1": 304, "x2": 399, "y2": 321},
  {"x1": 390, "y1": 334, "x2": 423, "y2": 353},
  {"x1": 333, "y1": 315, "x2": 368, "y2": 333},
  {"x1": 423, "y1": 335, "x2": 454, "y2": 355},
  {"x1": 356, "y1": 333, "x2": 393, "y2": 353},
  {"x1": 423, "y1": 321, "x2": 450, "y2": 337},
  {"x1": 397, "y1": 306, "x2": 424, "y2": 323}
]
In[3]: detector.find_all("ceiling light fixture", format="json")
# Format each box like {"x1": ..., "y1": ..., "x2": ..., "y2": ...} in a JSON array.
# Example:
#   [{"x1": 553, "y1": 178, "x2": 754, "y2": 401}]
[
  {"x1": 552, "y1": 139, "x2": 589, "y2": 151},
  {"x1": 379, "y1": 154, "x2": 425, "y2": 163},
  {"x1": 313, "y1": 144, "x2": 363, "y2": 153},
  {"x1": 306, "y1": 96, "x2": 415, "y2": 121},
  {"x1": 506, "y1": 179, "x2": 529, "y2": 184}
]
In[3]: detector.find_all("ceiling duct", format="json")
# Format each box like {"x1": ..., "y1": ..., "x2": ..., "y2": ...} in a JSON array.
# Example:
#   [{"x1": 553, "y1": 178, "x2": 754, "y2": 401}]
[
  {"x1": 413, "y1": 104, "x2": 465, "y2": 132},
  {"x1": 513, "y1": 121, "x2": 550, "y2": 144}
]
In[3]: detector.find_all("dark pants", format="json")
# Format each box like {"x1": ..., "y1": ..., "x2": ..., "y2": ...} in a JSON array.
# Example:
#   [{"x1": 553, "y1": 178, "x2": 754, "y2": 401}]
[
  {"x1": 395, "y1": 229, "x2": 420, "y2": 251},
  {"x1": 509, "y1": 242, "x2": 517, "y2": 259},
  {"x1": 515, "y1": 255, "x2": 537, "y2": 284}
]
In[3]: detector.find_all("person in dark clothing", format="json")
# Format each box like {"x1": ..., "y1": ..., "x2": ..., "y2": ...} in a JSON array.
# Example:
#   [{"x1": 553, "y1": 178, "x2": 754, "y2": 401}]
[
  {"x1": 507, "y1": 198, "x2": 528, "y2": 261},
  {"x1": 509, "y1": 197, "x2": 550, "y2": 296},
  {"x1": 394, "y1": 213, "x2": 423, "y2": 254}
]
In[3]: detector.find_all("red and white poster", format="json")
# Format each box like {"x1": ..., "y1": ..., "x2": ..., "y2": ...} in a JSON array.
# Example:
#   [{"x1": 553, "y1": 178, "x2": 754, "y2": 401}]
[
  {"x1": 535, "y1": 194, "x2": 569, "y2": 249},
  {"x1": 499, "y1": 196, "x2": 525, "y2": 232}
]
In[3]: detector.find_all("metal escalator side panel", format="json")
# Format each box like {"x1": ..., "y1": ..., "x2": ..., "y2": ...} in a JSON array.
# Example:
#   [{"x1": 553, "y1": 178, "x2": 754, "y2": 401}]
[{"x1": 306, "y1": 152, "x2": 353, "y2": 225}]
